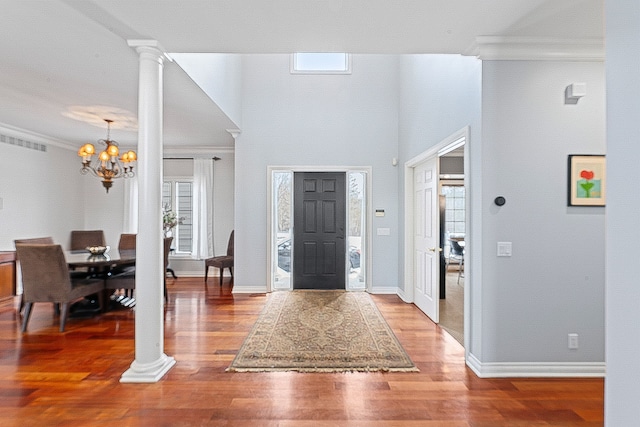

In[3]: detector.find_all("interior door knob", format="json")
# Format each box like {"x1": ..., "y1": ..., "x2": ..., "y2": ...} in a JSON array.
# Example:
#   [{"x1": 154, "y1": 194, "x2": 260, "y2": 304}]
[{"x1": 428, "y1": 247, "x2": 443, "y2": 252}]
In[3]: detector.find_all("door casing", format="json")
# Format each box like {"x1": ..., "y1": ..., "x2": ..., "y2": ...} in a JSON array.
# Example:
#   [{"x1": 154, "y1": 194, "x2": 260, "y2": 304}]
[
  {"x1": 403, "y1": 126, "x2": 470, "y2": 354},
  {"x1": 267, "y1": 166, "x2": 372, "y2": 293}
]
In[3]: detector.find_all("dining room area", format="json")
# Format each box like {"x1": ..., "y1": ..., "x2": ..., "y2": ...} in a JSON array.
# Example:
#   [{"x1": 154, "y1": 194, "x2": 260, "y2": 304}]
[
  {"x1": 6, "y1": 229, "x2": 175, "y2": 331},
  {"x1": 0, "y1": 125, "x2": 235, "y2": 382}
]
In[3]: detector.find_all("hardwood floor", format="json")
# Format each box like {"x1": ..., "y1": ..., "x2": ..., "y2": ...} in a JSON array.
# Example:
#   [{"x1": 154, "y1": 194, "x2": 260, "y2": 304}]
[{"x1": 0, "y1": 277, "x2": 603, "y2": 426}]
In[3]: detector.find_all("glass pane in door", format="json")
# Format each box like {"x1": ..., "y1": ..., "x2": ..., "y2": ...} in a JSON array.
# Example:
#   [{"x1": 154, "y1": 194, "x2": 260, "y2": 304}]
[
  {"x1": 273, "y1": 171, "x2": 292, "y2": 289},
  {"x1": 348, "y1": 171, "x2": 366, "y2": 289}
]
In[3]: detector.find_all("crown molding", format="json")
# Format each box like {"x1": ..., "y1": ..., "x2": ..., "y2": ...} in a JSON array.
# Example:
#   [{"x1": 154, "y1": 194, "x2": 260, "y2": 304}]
[
  {"x1": 465, "y1": 36, "x2": 604, "y2": 62},
  {"x1": 0, "y1": 122, "x2": 75, "y2": 151},
  {"x1": 163, "y1": 146, "x2": 235, "y2": 157}
]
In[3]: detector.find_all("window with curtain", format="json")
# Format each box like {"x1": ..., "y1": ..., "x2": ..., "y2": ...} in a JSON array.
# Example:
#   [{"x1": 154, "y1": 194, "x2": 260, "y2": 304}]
[{"x1": 163, "y1": 180, "x2": 193, "y2": 254}]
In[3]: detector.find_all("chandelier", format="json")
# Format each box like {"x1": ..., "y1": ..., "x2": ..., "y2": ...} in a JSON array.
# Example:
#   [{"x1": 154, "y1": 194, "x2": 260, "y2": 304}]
[{"x1": 77, "y1": 119, "x2": 137, "y2": 192}]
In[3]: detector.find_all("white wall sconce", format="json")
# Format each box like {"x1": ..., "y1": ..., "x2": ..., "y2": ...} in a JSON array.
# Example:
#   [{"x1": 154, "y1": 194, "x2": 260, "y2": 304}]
[{"x1": 565, "y1": 83, "x2": 586, "y2": 104}]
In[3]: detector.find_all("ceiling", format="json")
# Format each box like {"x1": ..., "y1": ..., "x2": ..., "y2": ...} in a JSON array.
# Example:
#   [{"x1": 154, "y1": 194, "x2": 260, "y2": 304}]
[{"x1": 0, "y1": 0, "x2": 603, "y2": 152}]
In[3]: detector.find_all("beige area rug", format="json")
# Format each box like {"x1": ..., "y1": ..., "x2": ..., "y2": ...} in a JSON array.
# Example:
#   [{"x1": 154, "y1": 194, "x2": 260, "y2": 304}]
[{"x1": 227, "y1": 290, "x2": 419, "y2": 373}]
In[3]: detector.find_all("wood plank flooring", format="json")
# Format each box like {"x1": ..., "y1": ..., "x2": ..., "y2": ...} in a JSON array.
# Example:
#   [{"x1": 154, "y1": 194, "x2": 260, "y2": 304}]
[{"x1": 0, "y1": 277, "x2": 603, "y2": 426}]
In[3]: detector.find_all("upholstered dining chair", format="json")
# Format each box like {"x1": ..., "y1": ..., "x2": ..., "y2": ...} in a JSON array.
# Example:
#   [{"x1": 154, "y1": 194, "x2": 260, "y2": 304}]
[
  {"x1": 118, "y1": 233, "x2": 137, "y2": 251},
  {"x1": 14, "y1": 237, "x2": 55, "y2": 313},
  {"x1": 15, "y1": 243, "x2": 105, "y2": 332},
  {"x1": 204, "y1": 230, "x2": 234, "y2": 285},
  {"x1": 14, "y1": 237, "x2": 54, "y2": 245},
  {"x1": 70, "y1": 230, "x2": 106, "y2": 251}
]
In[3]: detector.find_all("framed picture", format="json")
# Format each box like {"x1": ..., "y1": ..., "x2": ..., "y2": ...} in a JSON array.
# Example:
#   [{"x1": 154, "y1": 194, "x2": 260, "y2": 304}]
[{"x1": 568, "y1": 155, "x2": 606, "y2": 206}]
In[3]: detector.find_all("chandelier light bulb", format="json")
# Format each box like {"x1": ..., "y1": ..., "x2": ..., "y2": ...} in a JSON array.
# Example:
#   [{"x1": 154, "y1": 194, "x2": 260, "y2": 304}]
[{"x1": 107, "y1": 143, "x2": 119, "y2": 157}]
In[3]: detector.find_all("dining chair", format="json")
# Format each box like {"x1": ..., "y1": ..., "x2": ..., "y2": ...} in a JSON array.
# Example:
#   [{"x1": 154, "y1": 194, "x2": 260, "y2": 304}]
[
  {"x1": 14, "y1": 237, "x2": 55, "y2": 313},
  {"x1": 204, "y1": 230, "x2": 234, "y2": 285},
  {"x1": 15, "y1": 243, "x2": 105, "y2": 332},
  {"x1": 14, "y1": 237, "x2": 54, "y2": 245},
  {"x1": 446, "y1": 238, "x2": 465, "y2": 284},
  {"x1": 118, "y1": 233, "x2": 137, "y2": 251},
  {"x1": 70, "y1": 230, "x2": 106, "y2": 251}
]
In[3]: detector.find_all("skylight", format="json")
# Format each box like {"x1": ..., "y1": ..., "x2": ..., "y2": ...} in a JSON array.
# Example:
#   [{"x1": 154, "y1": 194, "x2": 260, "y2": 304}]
[{"x1": 291, "y1": 53, "x2": 351, "y2": 74}]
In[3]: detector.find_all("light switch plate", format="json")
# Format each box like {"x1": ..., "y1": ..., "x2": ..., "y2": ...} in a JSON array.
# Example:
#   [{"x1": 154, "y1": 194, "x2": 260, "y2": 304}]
[
  {"x1": 497, "y1": 242, "x2": 512, "y2": 257},
  {"x1": 377, "y1": 228, "x2": 390, "y2": 236}
]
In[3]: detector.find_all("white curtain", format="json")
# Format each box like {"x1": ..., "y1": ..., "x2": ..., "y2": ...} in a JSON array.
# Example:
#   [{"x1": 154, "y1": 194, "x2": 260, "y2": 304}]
[
  {"x1": 123, "y1": 176, "x2": 138, "y2": 233},
  {"x1": 192, "y1": 158, "x2": 214, "y2": 259}
]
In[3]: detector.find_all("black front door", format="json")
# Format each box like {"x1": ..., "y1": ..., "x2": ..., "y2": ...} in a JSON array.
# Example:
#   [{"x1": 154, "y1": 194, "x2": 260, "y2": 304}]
[{"x1": 293, "y1": 172, "x2": 346, "y2": 289}]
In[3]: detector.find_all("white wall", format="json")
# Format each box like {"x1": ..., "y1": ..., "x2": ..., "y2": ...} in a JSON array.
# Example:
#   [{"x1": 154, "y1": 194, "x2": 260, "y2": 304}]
[
  {"x1": 235, "y1": 54, "x2": 400, "y2": 292},
  {"x1": 0, "y1": 131, "x2": 84, "y2": 250},
  {"x1": 171, "y1": 53, "x2": 243, "y2": 128},
  {"x1": 398, "y1": 55, "x2": 482, "y2": 161},
  {"x1": 480, "y1": 60, "x2": 605, "y2": 365},
  {"x1": 605, "y1": 1, "x2": 640, "y2": 424}
]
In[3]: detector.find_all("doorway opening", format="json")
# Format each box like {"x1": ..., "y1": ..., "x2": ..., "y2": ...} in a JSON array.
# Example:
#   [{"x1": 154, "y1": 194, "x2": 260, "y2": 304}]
[
  {"x1": 438, "y1": 145, "x2": 465, "y2": 345},
  {"x1": 268, "y1": 167, "x2": 370, "y2": 292},
  {"x1": 404, "y1": 126, "x2": 468, "y2": 347}
]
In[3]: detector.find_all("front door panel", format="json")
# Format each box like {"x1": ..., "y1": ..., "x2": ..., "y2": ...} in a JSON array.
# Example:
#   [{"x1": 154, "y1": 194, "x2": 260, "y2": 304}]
[{"x1": 293, "y1": 172, "x2": 346, "y2": 289}]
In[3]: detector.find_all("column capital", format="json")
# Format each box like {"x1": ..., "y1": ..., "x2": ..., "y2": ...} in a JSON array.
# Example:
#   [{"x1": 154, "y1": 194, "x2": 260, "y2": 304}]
[
  {"x1": 226, "y1": 129, "x2": 241, "y2": 140},
  {"x1": 127, "y1": 39, "x2": 173, "y2": 62}
]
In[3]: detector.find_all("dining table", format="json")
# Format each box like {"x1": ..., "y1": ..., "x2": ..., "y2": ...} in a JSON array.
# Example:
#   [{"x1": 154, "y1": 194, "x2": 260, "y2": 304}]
[
  {"x1": 65, "y1": 248, "x2": 136, "y2": 270},
  {"x1": 65, "y1": 248, "x2": 136, "y2": 314}
]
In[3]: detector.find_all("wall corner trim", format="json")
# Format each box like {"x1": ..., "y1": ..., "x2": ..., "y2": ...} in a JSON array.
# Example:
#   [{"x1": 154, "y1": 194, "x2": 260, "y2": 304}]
[{"x1": 466, "y1": 353, "x2": 605, "y2": 378}]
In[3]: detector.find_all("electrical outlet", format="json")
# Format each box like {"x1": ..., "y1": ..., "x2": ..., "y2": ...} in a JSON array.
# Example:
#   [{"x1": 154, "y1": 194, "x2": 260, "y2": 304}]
[{"x1": 568, "y1": 333, "x2": 579, "y2": 349}]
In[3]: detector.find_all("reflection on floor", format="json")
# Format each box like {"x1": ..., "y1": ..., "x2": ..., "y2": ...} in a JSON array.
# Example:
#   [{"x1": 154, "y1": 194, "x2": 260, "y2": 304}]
[{"x1": 439, "y1": 268, "x2": 464, "y2": 345}]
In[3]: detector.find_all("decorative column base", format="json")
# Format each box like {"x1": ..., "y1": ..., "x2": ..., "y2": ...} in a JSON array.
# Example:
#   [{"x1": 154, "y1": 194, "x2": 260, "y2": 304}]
[{"x1": 120, "y1": 353, "x2": 176, "y2": 383}]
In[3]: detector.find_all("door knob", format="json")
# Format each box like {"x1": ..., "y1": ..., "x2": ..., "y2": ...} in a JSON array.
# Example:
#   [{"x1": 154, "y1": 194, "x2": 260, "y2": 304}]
[{"x1": 428, "y1": 247, "x2": 443, "y2": 252}]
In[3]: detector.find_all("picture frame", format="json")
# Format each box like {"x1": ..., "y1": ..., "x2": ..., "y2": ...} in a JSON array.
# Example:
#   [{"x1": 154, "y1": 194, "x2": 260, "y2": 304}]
[{"x1": 568, "y1": 155, "x2": 606, "y2": 206}]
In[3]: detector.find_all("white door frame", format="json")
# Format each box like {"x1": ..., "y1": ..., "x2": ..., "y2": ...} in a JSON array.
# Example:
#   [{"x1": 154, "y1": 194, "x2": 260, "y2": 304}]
[{"x1": 404, "y1": 126, "x2": 470, "y2": 345}]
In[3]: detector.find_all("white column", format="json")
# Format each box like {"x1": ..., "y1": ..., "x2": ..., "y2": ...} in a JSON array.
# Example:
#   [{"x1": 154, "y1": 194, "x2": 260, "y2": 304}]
[{"x1": 121, "y1": 40, "x2": 175, "y2": 383}]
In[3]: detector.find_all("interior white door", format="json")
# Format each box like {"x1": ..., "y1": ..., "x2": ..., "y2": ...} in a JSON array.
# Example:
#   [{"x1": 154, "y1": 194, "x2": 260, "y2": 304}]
[{"x1": 413, "y1": 156, "x2": 439, "y2": 322}]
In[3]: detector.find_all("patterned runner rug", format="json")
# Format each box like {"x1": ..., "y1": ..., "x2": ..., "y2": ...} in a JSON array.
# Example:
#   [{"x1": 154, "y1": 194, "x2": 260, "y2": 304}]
[{"x1": 227, "y1": 290, "x2": 418, "y2": 372}]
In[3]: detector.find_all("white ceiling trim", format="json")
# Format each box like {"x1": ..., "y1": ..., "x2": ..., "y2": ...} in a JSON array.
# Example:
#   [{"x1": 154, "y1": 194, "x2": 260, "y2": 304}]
[
  {"x1": 467, "y1": 36, "x2": 604, "y2": 61},
  {"x1": 163, "y1": 146, "x2": 235, "y2": 157},
  {"x1": 0, "y1": 122, "x2": 75, "y2": 151}
]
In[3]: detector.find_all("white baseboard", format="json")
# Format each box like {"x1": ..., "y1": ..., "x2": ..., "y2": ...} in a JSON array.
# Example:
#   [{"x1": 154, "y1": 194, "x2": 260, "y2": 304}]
[
  {"x1": 466, "y1": 353, "x2": 605, "y2": 378},
  {"x1": 369, "y1": 286, "x2": 400, "y2": 295},
  {"x1": 232, "y1": 285, "x2": 268, "y2": 294},
  {"x1": 396, "y1": 287, "x2": 411, "y2": 303}
]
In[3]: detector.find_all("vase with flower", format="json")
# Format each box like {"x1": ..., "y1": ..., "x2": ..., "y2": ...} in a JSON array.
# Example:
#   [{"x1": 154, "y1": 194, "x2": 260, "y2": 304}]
[{"x1": 162, "y1": 205, "x2": 185, "y2": 237}]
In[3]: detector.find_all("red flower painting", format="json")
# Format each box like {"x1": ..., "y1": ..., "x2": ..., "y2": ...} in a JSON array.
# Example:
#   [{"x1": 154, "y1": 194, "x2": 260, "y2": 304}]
[{"x1": 579, "y1": 170, "x2": 595, "y2": 197}]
